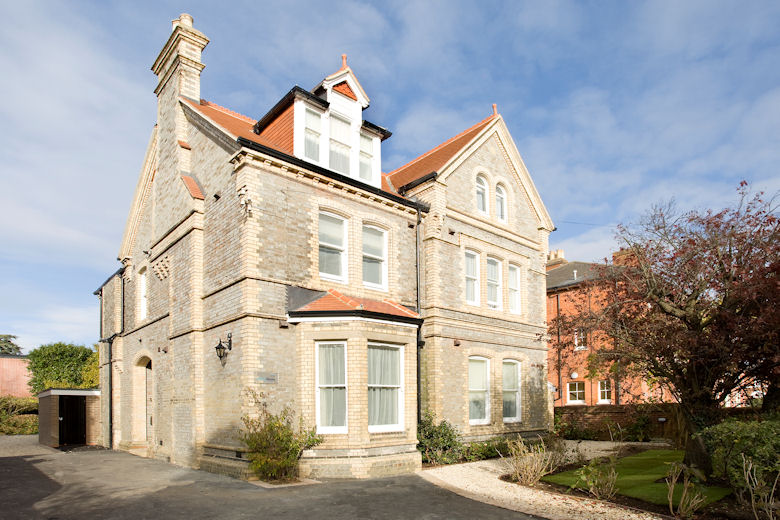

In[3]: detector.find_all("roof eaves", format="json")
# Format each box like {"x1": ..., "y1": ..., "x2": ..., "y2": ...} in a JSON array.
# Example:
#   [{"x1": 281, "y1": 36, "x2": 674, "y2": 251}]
[
  {"x1": 94, "y1": 266, "x2": 126, "y2": 295},
  {"x1": 398, "y1": 171, "x2": 437, "y2": 195},
  {"x1": 253, "y1": 86, "x2": 328, "y2": 134},
  {"x1": 236, "y1": 136, "x2": 429, "y2": 212},
  {"x1": 362, "y1": 119, "x2": 392, "y2": 141},
  {"x1": 288, "y1": 309, "x2": 422, "y2": 325}
]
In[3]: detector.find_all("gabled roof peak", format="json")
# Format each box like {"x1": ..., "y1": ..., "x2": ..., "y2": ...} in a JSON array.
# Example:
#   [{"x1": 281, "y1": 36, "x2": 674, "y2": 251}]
[{"x1": 315, "y1": 54, "x2": 370, "y2": 109}]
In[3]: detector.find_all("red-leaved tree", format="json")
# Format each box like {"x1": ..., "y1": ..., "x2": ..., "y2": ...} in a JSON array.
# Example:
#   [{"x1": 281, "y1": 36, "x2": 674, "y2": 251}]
[{"x1": 556, "y1": 183, "x2": 779, "y2": 469}]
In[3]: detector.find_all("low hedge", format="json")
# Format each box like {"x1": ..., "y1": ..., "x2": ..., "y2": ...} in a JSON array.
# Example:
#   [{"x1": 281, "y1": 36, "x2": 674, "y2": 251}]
[{"x1": 0, "y1": 396, "x2": 39, "y2": 435}]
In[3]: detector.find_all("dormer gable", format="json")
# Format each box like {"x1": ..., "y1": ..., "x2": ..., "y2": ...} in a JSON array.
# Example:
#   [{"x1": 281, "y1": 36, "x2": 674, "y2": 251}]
[{"x1": 313, "y1": 54, "x2": 370, "y2": 109}]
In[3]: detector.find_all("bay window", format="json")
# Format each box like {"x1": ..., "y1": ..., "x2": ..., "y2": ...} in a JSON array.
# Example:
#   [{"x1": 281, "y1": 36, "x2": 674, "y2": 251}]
[
  {"x1": 317, "y1": 342, "x2": 347, "y2": 433},
  {"x1": 367, "y1": 344, "x2": 402, "y2": 432}
]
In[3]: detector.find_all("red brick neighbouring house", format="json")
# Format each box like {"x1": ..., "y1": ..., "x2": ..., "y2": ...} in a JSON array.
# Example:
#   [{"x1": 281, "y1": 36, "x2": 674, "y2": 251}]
[{"x1": 0, "y1": 355, "x2": 32, "y2": 397}]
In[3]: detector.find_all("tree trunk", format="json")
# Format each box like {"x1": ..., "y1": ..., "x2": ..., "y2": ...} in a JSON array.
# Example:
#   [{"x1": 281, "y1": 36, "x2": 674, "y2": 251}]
[
  {"x1": 680, "y1": 402, "x2": 723, "y2": 476},
  {"x1": 762, "y1": 380, "x2": 780, "y2": 413}
]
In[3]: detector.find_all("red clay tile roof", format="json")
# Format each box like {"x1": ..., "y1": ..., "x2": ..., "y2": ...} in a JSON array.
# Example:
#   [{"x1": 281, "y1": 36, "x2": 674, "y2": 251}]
[
  {"x1": 180, "y1": 175, "x2": 204, "y2": 200},
  {"x1": 332, "y1": 81, "x2": 358, "y2": 101},
  {"x1": 181, "y1": 97, "x2": 293, "y2": 154},
  {"x1": 182, "y1": 96, "x2": 407, "y2": 201},
  {"x1": 387, "y1": 114, "x2": 497, "y2": 191},
  {"x1": 296, "y1": 289, "x2": 419, "y2": 319}
]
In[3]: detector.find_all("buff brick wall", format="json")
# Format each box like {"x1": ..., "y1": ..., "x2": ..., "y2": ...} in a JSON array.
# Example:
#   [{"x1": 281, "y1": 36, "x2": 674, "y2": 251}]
[{"x1": 410, "y1": 130, "x2": 553, "y2": 439}]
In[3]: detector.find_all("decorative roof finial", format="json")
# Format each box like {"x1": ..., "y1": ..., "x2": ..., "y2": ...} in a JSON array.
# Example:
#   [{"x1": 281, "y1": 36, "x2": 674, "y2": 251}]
[
  {"x1": 341, "y1": 54, "x2": 348, "y2": 70},
  {"x1": 492, "y1": 103, "x2": 498, "y2": 116}
]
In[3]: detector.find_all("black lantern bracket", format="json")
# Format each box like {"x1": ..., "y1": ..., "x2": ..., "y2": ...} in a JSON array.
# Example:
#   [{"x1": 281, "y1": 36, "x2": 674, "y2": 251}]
[{"x1": 215, "y1": 333, "x2": 232, "y2": 366}]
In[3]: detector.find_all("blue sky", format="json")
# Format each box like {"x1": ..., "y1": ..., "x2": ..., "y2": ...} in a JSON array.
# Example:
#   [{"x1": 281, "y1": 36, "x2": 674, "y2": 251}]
[{"x1": 1, "y1": 1, "x2": 779, "y2": 352}]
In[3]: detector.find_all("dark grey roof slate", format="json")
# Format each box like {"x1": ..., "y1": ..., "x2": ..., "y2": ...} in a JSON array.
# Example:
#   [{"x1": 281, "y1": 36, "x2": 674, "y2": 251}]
[{"x1": 546, "y1": 261, "x2": 600, "y2": 291}]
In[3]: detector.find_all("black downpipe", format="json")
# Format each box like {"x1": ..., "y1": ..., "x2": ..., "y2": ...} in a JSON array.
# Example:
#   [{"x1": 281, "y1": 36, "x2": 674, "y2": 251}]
[
  {"x1": 415, "y1": 207, "x2": 423, "y2": 423},
  {"x1": 556, "y1": 293, "x2": 562, "y2": 403}
]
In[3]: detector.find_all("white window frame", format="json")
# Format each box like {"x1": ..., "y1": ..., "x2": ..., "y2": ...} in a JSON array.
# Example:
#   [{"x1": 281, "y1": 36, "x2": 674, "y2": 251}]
[
  {"x1": 464, "y1": 250, "x2": 480, "y2": 306},
  {"x1": 329, "y1": 113, "x2": 351, "y2": 175},
  {"x1": 508, "y1": 264, "x2": 521, "y2": 314},
  {"x1": 502, "y1": 360, "x2": 521, "y2": 423},
  {"x1": 495, "y1": 184, "x2": 507, "y2": 222},
  {"x1": 574, "y1": 329, "x2": 587, "y2": 350},
  {"x1": 318, "y1": 212, "x2": 348, "y2": 283},
  {"x1": 304, "y1": 108, "x2": 322, "y2": 164},
  {"x1": 468, "y1": 356, "x2": 490, "y2": 425},
  {"x1": 567, "y1": 381, "x2": 586, "y2": 405},
  {"x1": 361, "y1": 224, "x2": 387, "y2": 291},
  {"x1": 476, "y1": 175, "x2": 488, "y2": 215},
  {"x1": 486, "y1": 257, "x2": 502, "y2": 310},
  {"x1": 598, "y1": 380, "x2": 612, "y2": 404},
  {"x1": 367, "y1": 343, "x2": 404, "y2": 433},
  {"x1": 137, "y1": 268, "x2": 148, "y2": 321},
  {"x1": 359, "y1": 133, "x2": 373, "y2": 183},
  {"x1": 315, "y1": 341, "x2": 348, "y2": 434}
]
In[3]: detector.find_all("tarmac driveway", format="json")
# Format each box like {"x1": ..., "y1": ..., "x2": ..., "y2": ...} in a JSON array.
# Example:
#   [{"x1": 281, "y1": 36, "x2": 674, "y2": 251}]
[{"x1": 0, "y1": 436, "x2": 539, "y2": 520}]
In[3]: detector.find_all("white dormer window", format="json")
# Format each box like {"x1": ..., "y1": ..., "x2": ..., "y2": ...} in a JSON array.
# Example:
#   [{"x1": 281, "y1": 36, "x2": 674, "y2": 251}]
[
  {"x1": 305, "y1": 109, "x2": 321, "y2": 162},
  {"x1": 359, "y1": 134, "x2": 373, "y2": 182},
  {"x1": 329, "y1": 114, "x2": 351, "y2": 175}
]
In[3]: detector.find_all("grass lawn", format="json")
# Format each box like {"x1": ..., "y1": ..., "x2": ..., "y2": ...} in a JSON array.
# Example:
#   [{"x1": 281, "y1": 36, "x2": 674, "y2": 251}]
[{"x1": 543, "y1": 449, "x2": 732, "y2": 507}]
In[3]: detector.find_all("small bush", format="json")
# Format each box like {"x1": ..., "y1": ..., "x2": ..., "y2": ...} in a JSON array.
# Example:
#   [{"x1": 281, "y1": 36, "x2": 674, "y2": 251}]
[
  {"x1": 699, "y1": 418, "x2": 780, "y2": 502},
  {"x1": 505, "y1": 436, "x2": 558, "y2": 487},
  {"x1": 462, "y1": 437, "x2": 509, "y2": 462},
  {"x1": 666, "y1": 462, "x2": 707, "y2": 518},
  {"x1": 571, "y1": 456, "x2": 618, "y2": 500},
  {"x1": 417, "y1": 411, "x2": 463, "y2": 464},
  {"x1": 239, "y1": 392, "x2": 322, "y2": 482},
  {"x1": 624, "y1": 412, "x2": 652, "y2": 442},
  {"x1": 0, "y1": 396, "x2": 38, "y2": 435}
]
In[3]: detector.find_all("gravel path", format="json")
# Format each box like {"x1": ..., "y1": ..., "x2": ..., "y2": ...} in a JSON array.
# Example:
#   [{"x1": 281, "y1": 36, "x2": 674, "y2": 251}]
[{"x1": 419, "y1": 441, "x2": 672, "y2": 520}]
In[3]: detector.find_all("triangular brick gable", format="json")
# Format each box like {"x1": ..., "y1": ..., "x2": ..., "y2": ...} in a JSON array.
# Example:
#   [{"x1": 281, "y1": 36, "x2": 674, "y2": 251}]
[{"x1": 332, "y1": 81, "x2": 358, "y2": 101}]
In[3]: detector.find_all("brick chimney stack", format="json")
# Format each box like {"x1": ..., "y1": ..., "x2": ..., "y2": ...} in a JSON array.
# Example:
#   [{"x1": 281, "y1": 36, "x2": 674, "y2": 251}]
[
  {"x1": 546, "y1": 249, "x2": 567, "y2": 271},
  {"x1": 151, "y1": 13, "x2": 209, "y2": 101}
]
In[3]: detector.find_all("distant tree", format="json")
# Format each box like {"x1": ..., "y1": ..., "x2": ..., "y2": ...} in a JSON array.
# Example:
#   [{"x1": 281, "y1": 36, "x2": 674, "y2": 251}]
[
  {"x1": 553, "y1": 183, "x2": 779, "y2": 470},
  {"x1": 80, "y1": 346, "x2": 100, "y2": 389},
  {"x1": 26, "y1": 343, "x2": 94, "y2": 394},
  {"x1": 0, "y1": 334, "x2": 22, "y2": 355}
]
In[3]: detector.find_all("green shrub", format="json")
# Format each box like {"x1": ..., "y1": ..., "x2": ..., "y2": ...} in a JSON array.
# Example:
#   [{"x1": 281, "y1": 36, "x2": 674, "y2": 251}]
[
  {"x1": 699, "y1": 418, "x2": 780, "y2": 500},
  {"x1": 571, "y1": 456, "x2": 618, "y2": 499},
  {"x1": 624, "y1": 412, "x2": 652, "y2": 442},
  {"x1": 0, "y1": 396, "x2": 39, "y2": 435},
  {"x1": 239, "y1": 393, "x2": 322, "y2": 482},
  {"x1": 462, "y1": 436, "x2": 510, "y2": 461},
  {"x1": 554, "y1": 414, "x2": 597, "y2": 440},
  {"x1": 417, "y1": 411, "x2": 463, "y2": 464}
]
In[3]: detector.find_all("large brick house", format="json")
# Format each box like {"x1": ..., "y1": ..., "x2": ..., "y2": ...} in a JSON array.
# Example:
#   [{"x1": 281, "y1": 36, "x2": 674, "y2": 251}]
[
  {"x1": 546, "y1": 250, "x2": 669, "y2": 407},
  {"x1": 95, "y1": 14, "x2": 554, "y2": 478}
]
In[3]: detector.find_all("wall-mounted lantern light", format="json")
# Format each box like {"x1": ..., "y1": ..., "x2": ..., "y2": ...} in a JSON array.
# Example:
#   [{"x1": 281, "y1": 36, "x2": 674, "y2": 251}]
[{"x1": 215, "y1": 333, "x2": 232, "y2": 366}]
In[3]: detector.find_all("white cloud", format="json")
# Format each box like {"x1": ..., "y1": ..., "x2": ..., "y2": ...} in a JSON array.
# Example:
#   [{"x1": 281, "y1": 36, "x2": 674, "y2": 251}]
[{"x1": 7, "y1": 304, "x2": 98, "y2": 354}]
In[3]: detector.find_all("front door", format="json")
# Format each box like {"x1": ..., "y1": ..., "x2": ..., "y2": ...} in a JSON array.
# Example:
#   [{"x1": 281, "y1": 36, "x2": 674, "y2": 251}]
[{"x1": 58, "y1": 395, "x2": 86, "y2": 445}]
